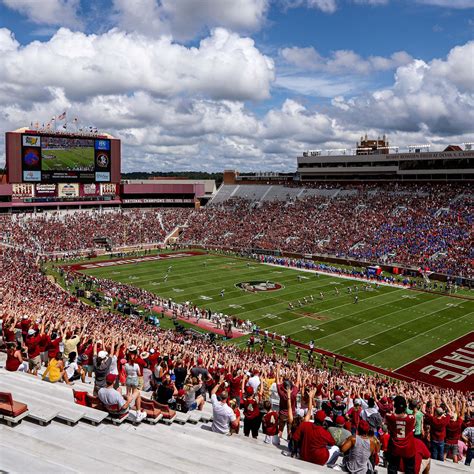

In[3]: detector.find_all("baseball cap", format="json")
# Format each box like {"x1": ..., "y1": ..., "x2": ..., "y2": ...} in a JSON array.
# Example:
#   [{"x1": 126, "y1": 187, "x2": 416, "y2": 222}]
[
  {"x1": 245, "y1": 386, "x2": 254, "y2": 396},
  {"x1": 27, "y1": 329, "x2": 35, "y2": 336},
  {"x1": 336, "y1": 416, "x2": 345, "y2": 425},
  {"x1": 315, "y1": 410, "x2": 326, "y2": 423},
  {"x1": 354, "y1": 398, "x2": 362, "y2": 406},
  {"x1": 105, "y1": 373, "x2": 117, "y2": 384},
  {"x1": 149, "y1": 348, "x2": 155, "y2": 354},
  {"x1": 98, "y1": 350, "x2": 108, "y2": 359}
]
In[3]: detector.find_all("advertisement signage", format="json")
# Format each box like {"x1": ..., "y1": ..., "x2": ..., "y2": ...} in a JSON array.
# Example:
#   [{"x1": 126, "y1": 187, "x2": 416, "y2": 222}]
[
  {"x1": 100, "y1": 183, "x2": 117, "y2": 195},
  {"x1": 35, "y1": 184, "x2": 57, "y2": 197},
  {"x1": 12, "y1": 183, "x2": 34, "y2": 199},
  {"x1": 58, "y1": 183, "x2": 79, "y2": 198},
  {"x1": 81, "y1": 183, "x2": 100, "y2": 196}
]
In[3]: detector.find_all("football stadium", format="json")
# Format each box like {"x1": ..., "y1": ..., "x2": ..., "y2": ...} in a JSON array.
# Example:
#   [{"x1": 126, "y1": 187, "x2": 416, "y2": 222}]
[{"x1": 0, "y1": 2, "x2": 473, "y2": 474}]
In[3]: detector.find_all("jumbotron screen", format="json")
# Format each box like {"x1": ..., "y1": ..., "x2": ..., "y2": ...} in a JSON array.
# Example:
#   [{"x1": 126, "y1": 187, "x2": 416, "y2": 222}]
[{"x1": 21, "y1": 134, "x2": 112, "y2": 182}]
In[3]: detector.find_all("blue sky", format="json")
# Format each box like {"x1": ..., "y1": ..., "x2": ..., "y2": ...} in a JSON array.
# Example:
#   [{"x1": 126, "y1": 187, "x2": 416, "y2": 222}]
[{"x1": 0, "y1": 0, "x2": 473, "y2": 171}]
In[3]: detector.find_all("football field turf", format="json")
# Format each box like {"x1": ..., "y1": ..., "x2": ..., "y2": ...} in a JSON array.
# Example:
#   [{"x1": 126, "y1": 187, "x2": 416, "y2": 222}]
[
  {"x1": 79, "y1": 252, "x2": 474, "y2": 375},
  {"x1": 41, "y1": 147, "x2": 94, "y2": 171}
]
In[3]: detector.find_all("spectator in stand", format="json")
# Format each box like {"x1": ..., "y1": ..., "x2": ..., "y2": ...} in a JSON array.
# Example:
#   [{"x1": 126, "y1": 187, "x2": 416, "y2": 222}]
[
  {"x1": 340, "y1": 419, "x2": 376, "y2": 473},
  {"x1": 42, "y1": 352, "x2": 71, "y2": 384},
  {"x1": 276, "y1": 362, "x2": 301, "y2": 440},
  {"x1": 210, "y1": 374, "x2": 237, "y2": 435},
  {"x1": 444, "y1": 400, "x2": 466, "y2": 463},
  {"x1": 25, "y1": 322, "x2": 44, "y2": 376},
  {"x1": 292, "y1": 408, "x2": 337, "y2": 466},
  {"x1": 155, "y1": 373, "x2": 178, "y2": 406},
  {"x1": 426, "y1": 405, "x2": 450, "y2": 461},
  {"x1": 329, "y1": 415, "x2": 352, "y2": 448},
  {"x1": 242, "y1": 385, "x2": 261, "y2": 439},
  {"x1": 262, "y1": 400, "x2": 279, "y2": 445},
  {"x1": 98, "y1": 373, "x2": 146, "y2": 422},
  {"x1": 461, "y1": 425, "x2": 474, "y2": 467},
  {"x1": 182, "y1": 375, "x2": 205, "y2": 411},
  {"x1": 385, "y1": 396, "x2": 416, "y2": 474},
  {"x1": 93, "y1": 348, "x2": 112, "y2": 396},
  {"x1": 5, "y1": 342, "x2": 27, "y2": 372}
]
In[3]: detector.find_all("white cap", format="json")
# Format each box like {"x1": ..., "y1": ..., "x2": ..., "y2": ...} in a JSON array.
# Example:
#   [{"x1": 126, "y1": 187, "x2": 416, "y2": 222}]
[
  {"x1": 150, "y1": 348, "x2": 155, "y2": 354},
  {"x1": 28, "y1": 328, "x2": 35, "y2": 336},
  {"x1": 98, "y1": 350, "x2": 108, "y2": 359}
]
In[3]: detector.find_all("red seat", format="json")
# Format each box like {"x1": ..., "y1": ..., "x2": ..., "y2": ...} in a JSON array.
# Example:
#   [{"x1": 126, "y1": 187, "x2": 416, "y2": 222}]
[
  {"x1": 0, "y1": 392, "x2": 28, "y2": 418},
  {"x1": 73, "y1": 390, "x2": 87, "y2": 406},
  {"x1": 141, "y1": 398, "x2": 162, "y2": 419},
  {"x1": 86, "y1": 393, "x2": 106, "y2": 411},
  {"x1": 105, "y1": 403, "x2": 128, "y2": 420}
]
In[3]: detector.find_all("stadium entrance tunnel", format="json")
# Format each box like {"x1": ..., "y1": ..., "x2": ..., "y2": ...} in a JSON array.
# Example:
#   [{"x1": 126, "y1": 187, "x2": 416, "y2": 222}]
[{"x1": 236, "y1": 280, "x2": 283, "y2": 292}]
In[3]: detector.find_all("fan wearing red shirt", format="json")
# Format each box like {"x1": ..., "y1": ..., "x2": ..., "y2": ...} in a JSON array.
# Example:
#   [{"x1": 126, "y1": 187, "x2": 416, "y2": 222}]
[
  {"x1": 242, "y1": 386, "x2": 261, "y2": 439},
  {"x1": 292, "y1": 409, "x2": 336, "y2": 465},
  {"x1": 276, "y1": 363, "x2": 301, "y2": 438},
  {"x1": 445, "y1": 406, "x2": 465, "y2": 464},
  {"x1": 229, "y1": 370, "x2": 243, "y2": 406},
  {"x1": 400, "y1": 439, "x2": 431, "y2": 474},
  {"x1": 386, "y1": 396, "x2": 416, "y2": 474},
  {"x1": 426, "y1": 407, "x2": 450, "y2": 461},
  {"x1": 262, "y1": 400, "x2": 279, "y2": 444},
  {"x1": 25, "y1": 324, "x2": 44, "y2": 376}
]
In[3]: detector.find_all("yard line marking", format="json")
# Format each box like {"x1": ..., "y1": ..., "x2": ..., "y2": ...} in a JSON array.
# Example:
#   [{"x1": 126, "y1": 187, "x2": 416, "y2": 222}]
[
  {"x1": 312, "y1": 293, "x2": 447, "y2": 344},
  {"x1": 362, "y1": 310, "x2": 474, "y2": 364}
]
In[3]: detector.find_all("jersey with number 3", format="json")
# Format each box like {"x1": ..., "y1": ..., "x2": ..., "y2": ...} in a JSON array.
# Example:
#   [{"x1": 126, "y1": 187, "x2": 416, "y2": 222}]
[{"x1": 386, "y1": 413, "x2": 416, "y2": 457}]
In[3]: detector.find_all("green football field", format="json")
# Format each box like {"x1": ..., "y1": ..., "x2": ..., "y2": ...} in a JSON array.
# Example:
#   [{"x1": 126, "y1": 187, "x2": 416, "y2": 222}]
[
  {"x1": 41, "y1": 147, "x2": 94, "y2": 171},
  {"x1": 80, "y1": 253, "x2": 474, "y2": 372}
]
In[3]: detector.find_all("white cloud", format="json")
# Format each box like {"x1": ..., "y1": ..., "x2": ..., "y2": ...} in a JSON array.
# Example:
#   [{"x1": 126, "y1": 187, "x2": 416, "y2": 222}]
[
  {"x1": 280, "y1": 0, "x2": 337, "y2": 13},
  {"x1": 1, "y1": 0, "x2": 81, "y2": 28},
  {"x1": 416, "y1": 0, "x2": 474, "y2": 8},
  {"x1": 0, "y1": 27, "x2": 275, "y2": 102},
  {"x1": 280, "y1": 46, "x2": 413, "y2": 74},
  {"x1": 353, "y1": 0, "x2": 389, "y2": 5},
  {"x1": 331, "y1": 41, "x2": 474, "y2": 135},
  {"x1": 113, "y1": 0, "x2": 269, "y2": 40}
]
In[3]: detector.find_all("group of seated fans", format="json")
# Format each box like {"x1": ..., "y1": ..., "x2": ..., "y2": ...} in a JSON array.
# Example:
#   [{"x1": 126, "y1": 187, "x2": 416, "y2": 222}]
[
  {"x1": 0, "y1": 183, "x2": 471, "y2": 277},
  {"x1": 0, "y1": 246, "x2": 473, "y2": 473}
]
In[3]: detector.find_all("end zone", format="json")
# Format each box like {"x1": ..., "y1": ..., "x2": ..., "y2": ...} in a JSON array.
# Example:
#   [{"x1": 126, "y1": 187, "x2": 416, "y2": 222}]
[{"x1": 394, "y1": 332, "x2": 474, "y2": 392}]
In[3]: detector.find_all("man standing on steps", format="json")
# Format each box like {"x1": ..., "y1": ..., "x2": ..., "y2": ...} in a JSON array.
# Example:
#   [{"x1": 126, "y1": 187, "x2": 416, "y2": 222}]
[{"x1": 210, "y1": 374, "x2": 238, "y2": 435}]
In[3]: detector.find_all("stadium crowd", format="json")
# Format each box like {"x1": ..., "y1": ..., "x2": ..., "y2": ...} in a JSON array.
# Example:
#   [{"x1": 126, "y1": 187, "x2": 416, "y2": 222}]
[
  {"x1": 0, "y1": 208, "x2": 192, "y2": 254},
  {"x1": 0, "y1": 183, "x2": 471, "y2": 279},
  {"x1": 181, "y1": 183, "x2": 472, "y2": 278},
  {"x1": 1, "y1": 246, "x2": 473, "y2": 473}
]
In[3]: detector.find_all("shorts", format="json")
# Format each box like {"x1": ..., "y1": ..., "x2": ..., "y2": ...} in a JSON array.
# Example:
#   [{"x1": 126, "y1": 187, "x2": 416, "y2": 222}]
[
  {"x1": 40, "y1": 351, "x2": 49, "y2": 364},
  {"x1": 83, "y1": 364, "x2": 93, "y2": 373},
  {"x1": 126, "y1": 376, "x2": 139, "y2": 388},
  {"x1": 29, "y1": 355, "x2": 41, "y2": 371},
  {"x1": 445, "y1": 443, "x2": 459, "y2": 457},
  {"x1": 278, "y1": 413, "x2": 289, "y2": 432},
  {"x1": 188, "y1": 402, "x2": 198, "y2": 411}
]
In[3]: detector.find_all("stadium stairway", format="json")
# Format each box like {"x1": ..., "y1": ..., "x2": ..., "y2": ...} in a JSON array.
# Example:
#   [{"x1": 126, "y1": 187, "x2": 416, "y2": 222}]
[{"x1": 0, "y1": 367, "x2": 471, "y2": 473}]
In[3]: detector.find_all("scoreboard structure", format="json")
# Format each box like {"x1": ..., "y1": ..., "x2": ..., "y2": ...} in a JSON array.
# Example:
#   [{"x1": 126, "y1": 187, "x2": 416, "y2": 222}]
[
  {"x1": 2, "y1": 128, "x2": 121, "y2": 209},
  {"x1": 6, "y1": 129, "x2": 121, "y2": 184}
]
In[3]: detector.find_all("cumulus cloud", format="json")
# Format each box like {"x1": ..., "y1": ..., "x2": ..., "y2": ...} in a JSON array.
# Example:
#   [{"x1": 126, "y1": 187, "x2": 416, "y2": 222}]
[
  {"x1": 113, "y1": 0, "x2": 269, "y2": 40},
  {"x1": 331, "y1": 41, "x2": 474, "y2": 135},
  {"x1": 280, "y1": 0, "x2": 337, "y2": 13},
  {"x1": 280, "y1": 46, "x2": 413, "y2": 74},
  {"x1": 1, "y1": 0, "x2": 82, "y2": 28},
  {"x1": 0, "y1": 27, "x2": 275, "y2": 102},
  {"x1": 416, "y1": 0, "x2": 474, "y2": 8}
]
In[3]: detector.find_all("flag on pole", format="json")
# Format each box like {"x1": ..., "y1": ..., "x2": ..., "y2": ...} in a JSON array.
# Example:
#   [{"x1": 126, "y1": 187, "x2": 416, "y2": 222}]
[{"x1": 57, "y1": 111, "x2": 66, "y2": 121}]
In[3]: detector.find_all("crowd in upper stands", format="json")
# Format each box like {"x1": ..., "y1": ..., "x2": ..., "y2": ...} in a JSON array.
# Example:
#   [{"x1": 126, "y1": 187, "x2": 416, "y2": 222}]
[
  {"x1": 0, "y1": 208, "x2": 192, "y2": 254},
  {"x1": 0, "y1": 183, "x2": 471, "y2": 277},
  {"x1": 0, "y1": 246, "x2": 473, "y2": 471},
  {"x1": 181, "y1": 183, "x2": 472, "y2": 278}
]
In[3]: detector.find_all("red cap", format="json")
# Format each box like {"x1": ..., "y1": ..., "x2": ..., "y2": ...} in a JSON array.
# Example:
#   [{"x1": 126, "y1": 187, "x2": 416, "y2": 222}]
[
  {"x1": 358, "y1": 420, "x2": 370, "y2": 435},
  {"x1": 105, "y1": 373, "x2": 117, "y2": 384},
  {"x1": 177, "y1": 389, "x2": 186, "y2": 397},
  {"x1": 315, "y1": 410, "x2": 326, "y2": 422},
  {"x1": 335, "y1": 416, "x2": 345, "y2": 425},
  {"x1": 245, "y1": 386, "x2": 254, "y2": 396},
  {"x1": 381, "y1": 397, "x2": 388, "y2": 403}
]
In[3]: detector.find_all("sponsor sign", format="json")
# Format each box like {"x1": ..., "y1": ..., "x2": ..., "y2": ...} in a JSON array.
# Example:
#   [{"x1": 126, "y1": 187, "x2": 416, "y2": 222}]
[
  {"x1": 22, "y1": 135, "x2": 41, "y2": 147},
  {"x1": 81, "y1": 183, "x2": 100, "y2": 196},
  {"x1": 12, "y1": 183, "x2": 34, "y2": 198},
  {"x1": 100, "y1": 183, "x2": 117, "y2": 195},
  {"x1": 95, "y1": 171, "x2": 110, "y2": 182},
  {"x1": 95, "y1": 139, "x2": 110, "y2": 151},
  {"x1": 22, "y1": 170, "x2": 41, "y2": 182},
  {"x1": 35, "y1": 184, "x2": 57, "y2": 197},
  {"x1": 58, "y1": 183, "x2": 79, "y2": 198}
]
